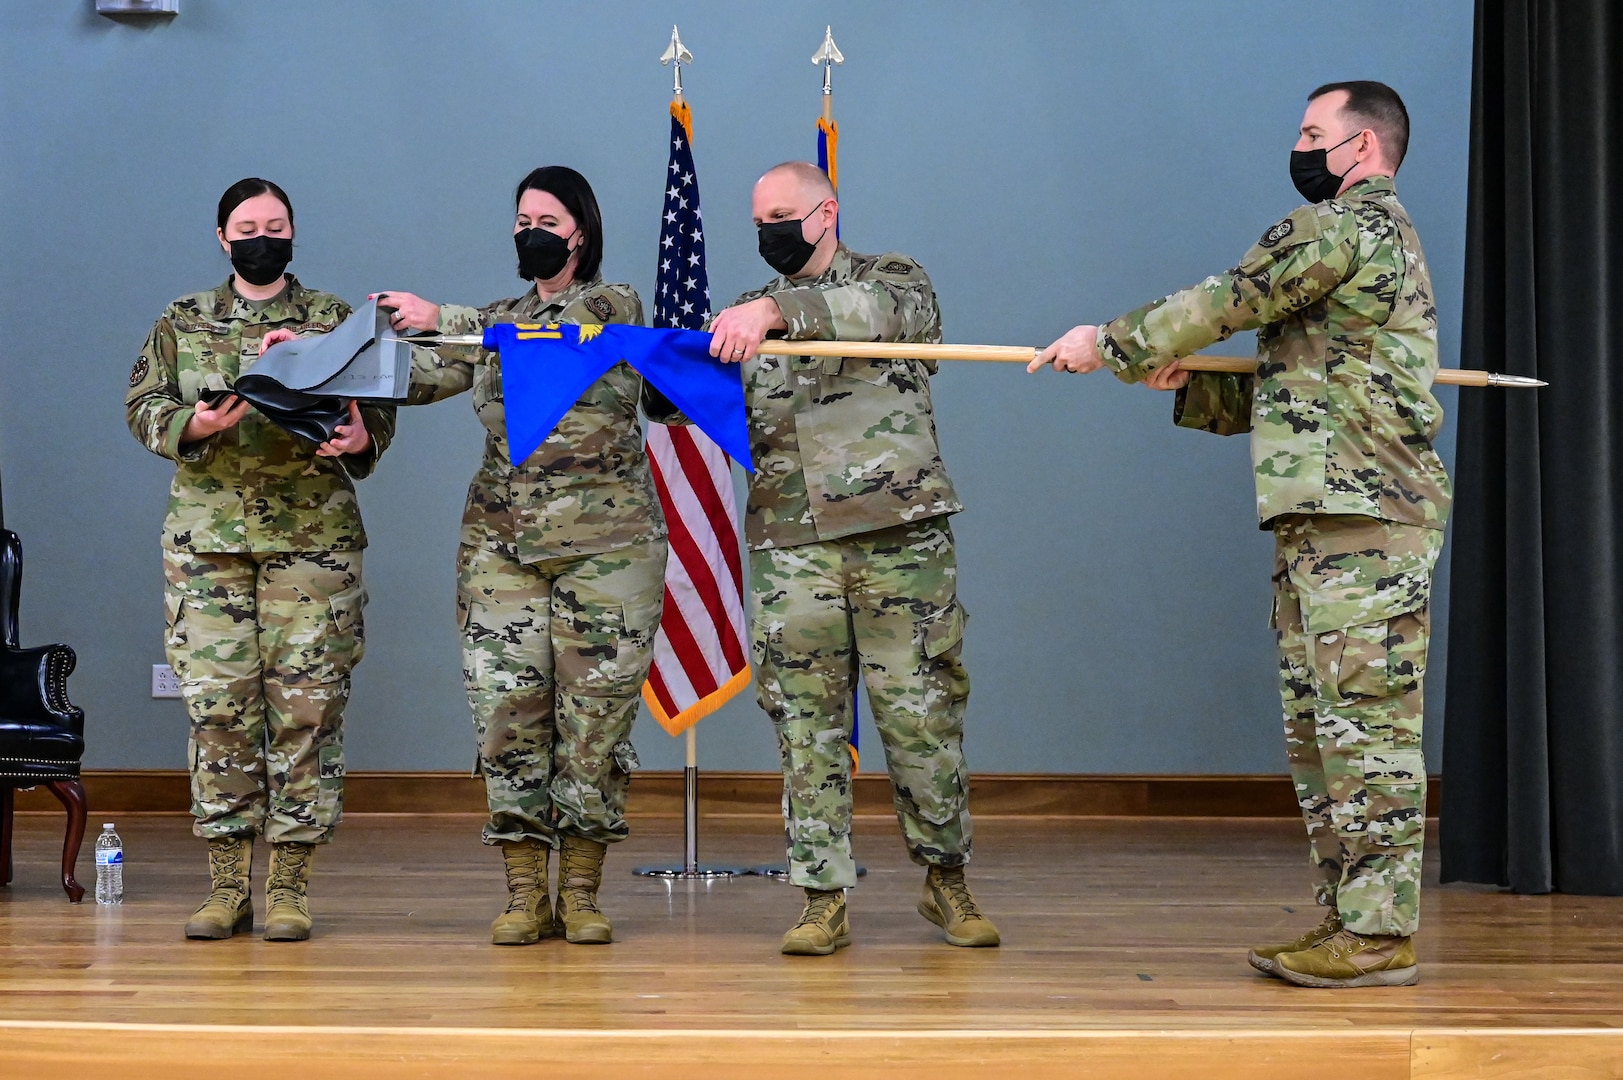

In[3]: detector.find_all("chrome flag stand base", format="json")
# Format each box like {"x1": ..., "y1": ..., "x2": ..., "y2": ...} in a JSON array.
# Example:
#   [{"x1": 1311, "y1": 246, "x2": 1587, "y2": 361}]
[{"x1": 634, "y1": 730, "x2": 746, "y2": 879}]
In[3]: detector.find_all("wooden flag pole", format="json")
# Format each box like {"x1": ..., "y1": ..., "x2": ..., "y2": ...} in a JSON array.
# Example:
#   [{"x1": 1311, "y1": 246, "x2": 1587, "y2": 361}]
[
  {"x1": 401, "y1": 334, "x2": 1543, "y2": 388},
  {"x1": 750, "y1": 340, "x2": 1546, "y2": 388},
  {"x1": 404, "y1": 333, "x2": 1542, "y2": 388}
]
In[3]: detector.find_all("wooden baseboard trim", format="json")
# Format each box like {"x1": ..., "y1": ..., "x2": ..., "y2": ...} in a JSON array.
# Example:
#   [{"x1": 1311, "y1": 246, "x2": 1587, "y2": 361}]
[{"x1": 10, "y1": 770, "x2": 1443, "y2": 818}]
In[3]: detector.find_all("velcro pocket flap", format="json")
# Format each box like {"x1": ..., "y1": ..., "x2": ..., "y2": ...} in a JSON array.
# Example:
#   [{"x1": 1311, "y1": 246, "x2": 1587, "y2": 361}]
[
  {"x1": 919, "y1": 599, "x2": 967, "y2": 660},
  {"x1": 1363, "y1": 749, "x2": 1425, "y2": 788}
]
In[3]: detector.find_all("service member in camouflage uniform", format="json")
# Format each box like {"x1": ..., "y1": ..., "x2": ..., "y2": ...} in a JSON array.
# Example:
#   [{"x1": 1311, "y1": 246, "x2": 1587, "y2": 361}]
[
  {"x1": 1033, "y1": 83, "x2": 1446, "y2": 987},
  {"x1": 126, "y1": 178, "x2": 395, "y2": 943},
  {"x1": 709, "y1": 162, "x2": 999, "y2": 955},
  {"x1": 379, "y1": 167, "x2": 663, "y2": 947}
]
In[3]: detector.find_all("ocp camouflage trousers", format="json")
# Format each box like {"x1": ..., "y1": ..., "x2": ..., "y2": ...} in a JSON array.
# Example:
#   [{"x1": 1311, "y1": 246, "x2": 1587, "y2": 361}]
[
  {"x1": 751, "y1": 517, "x2": 972, "y2": 890},
  {"x1": 457, "y1": 539, "x2": 665, "y2": 846},
  {"x1": 163, "y1": 548, "x2": 363, "y2": 844},
  {"x1": 1273, "y1": 515, "x2": 1443, "y2": 937}
]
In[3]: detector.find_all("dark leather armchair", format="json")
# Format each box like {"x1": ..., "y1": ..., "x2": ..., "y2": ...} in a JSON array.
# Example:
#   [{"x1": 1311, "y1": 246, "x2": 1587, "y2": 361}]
[{"x1": 0, "y1": 528, "x2": 88, "y2": 902}]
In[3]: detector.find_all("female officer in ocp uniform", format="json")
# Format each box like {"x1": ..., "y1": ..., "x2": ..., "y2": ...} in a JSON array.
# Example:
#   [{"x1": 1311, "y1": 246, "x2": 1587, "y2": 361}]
[
  {"x1": 378, "y1": 165, "x2": 668, "y2": 947},
  {"x1": 126, "y1": 177, "x2": 395, "y2": 943}
]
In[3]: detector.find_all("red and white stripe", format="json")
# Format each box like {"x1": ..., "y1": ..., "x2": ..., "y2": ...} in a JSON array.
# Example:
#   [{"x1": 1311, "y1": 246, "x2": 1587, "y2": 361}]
[{"x1": 642, "y1": 423, "x2": 750, "y2": 733}]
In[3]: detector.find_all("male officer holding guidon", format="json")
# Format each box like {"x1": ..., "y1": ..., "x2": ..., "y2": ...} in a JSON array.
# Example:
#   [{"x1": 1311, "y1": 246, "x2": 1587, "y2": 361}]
[
  {"x1": 1032, "y1": 81, "x2": 1448, "y2": 988},
  {"x1": 709, "y1": 162, "x2": 998, "y2": 956}
]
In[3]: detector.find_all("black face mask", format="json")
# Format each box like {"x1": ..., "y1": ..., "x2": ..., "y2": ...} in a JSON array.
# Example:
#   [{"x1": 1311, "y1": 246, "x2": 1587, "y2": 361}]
[
  {"x1": 757, "y1": 208, "x2": 827, "y2": 276},
  {"x1": 228, "y1": 235, "x2": 293, "y2": 287},
  {"x1": 515, "y1": 227, "x2": 575, "y2": 281},
  {"x1": 1289, "y1": 131, "x2": 1363, "y2": 203}
]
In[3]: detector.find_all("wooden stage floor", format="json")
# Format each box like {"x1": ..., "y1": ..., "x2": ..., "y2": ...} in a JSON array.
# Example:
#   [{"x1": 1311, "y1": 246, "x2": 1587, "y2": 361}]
[{"x1": 1, "y1": 812, "x2": 1619, "y2": 1078}]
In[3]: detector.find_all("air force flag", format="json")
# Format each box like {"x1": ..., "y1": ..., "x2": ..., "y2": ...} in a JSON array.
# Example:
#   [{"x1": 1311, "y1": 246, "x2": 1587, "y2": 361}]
[{"x1": 483, "y1": 321, "x2": 752, "y2": 473}]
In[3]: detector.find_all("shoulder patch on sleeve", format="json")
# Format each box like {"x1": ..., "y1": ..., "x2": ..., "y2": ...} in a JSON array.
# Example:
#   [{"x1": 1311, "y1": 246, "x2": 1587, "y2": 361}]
[
  {"x1": 129, "y1": 356, "x2": 150, "y2": 387},
  {"x1": 1238, "y1": 205, "x2": 1328, "y2": 268},
  {"x1": 1257, "y1": 219, "x2": 1295, "y2": 248},
  {"x1": 878, "y1": 259, "x2": 914, "y2": 274},
  {"x1": 584, "y1": 294, "x2": 615, "y2": 322}
]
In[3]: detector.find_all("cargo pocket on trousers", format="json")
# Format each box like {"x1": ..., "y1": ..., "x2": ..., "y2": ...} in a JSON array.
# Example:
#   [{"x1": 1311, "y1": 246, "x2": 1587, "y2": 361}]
[
  {"x1": 327, "y1": 582, "x2": 367, "y2": 669},
  {"x1": 918, "y1": 598, "x2": 970, "y2": 708},
  {"x1": 919, "y1": 598, "x2": 967, "y2": 659},
  {"x1": 455, "y1": 589, "x2": 472, "y2": 634},
  {"x1": 905, "y1": 601, "x2": 972, "y2": 828},
  {"x1": 558, "y1": 603, "x2": 633, "y2": 696},
  {"x1": 163, "y1": 591, "x2": 190, "y2": 681},
  {"x1": 750, "y1": 615, "x2": 788, "y2": 722},
  {"x1": 1340, "y1": 609, "x2": 1428, "y2": 702},
  {"x1": 1361, "y1": 749, "x2": 1425, "y2": 847}
]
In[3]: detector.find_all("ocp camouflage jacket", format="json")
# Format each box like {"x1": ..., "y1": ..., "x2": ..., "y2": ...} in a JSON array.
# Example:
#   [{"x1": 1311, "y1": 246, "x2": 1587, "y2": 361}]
[
  {"x1": 726, "y1": 245, "x2": 963, "y2": 551},
  {"x1": 126, "y1": 276, "x2": 395, "y2": 553},
  {"x1": 1097, "y1": 177, "x2": 1451, "y2": 531},
  {"x1": 409, "y1": 277, "x2": 666, "y2": 562}
]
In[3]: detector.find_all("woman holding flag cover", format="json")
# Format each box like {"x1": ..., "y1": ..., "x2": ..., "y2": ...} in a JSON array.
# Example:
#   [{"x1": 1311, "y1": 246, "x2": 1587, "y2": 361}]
[
  {"x1": 370, "y1": 166, "x2": 672, "y2": 946},
  {"x1": 127, "y1": 178, "x2": 392, "y2": 943}
]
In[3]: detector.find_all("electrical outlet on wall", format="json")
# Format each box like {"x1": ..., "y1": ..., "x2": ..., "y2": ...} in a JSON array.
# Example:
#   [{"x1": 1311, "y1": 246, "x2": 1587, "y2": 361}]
[{"x1": 151, "y1": 664, "x2": 182, "y2": 698}]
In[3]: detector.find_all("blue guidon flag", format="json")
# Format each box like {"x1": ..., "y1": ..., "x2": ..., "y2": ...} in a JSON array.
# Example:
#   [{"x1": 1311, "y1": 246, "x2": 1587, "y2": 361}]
[{"x1": 482, "y1": 321, "x2": 752, "y2": 472}]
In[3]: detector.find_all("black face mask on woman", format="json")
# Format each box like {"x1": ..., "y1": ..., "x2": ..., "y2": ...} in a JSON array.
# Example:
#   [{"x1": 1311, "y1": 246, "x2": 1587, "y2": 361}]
[
  {"x1": 514, "y1": 227, "x2": 575, "y2": 281},
  {"x1": 757, "y1": 208, "x2": 828, "y2": 276},
  {"x1": 228, "y1": 235, "x2": 293, "y2": 287},
  {"x1": 1288, "y1": 130, "x2": 1364, "y2": 203}
]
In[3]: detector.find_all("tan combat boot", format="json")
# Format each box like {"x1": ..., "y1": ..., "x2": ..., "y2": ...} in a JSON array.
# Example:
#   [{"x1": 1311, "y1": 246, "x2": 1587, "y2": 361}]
[
  {"x1": 1248, "y1": 910, "x2": 1343, "y2": 976},
  {"x1": 491, "y1": 839, "x2": 556, "y2": 946},
  {"x1": 1275, "y1": 929, "x2": 1419, "y2": 988},
  {"x1": 183, "y1": 835, "x2": 253, "y2": 940},
  {"x1": 554, "y1": 835, "x2": 613, "y2": 944},
  {"x1": 262, "y1": 842, "x2": 316, "y2": 942},
  {"x1": 781, "y1": 888, "x2": 850, "y2": 956},
  {"x1": 918, "y1": 865, "x2": 1000, "y2": 947}
]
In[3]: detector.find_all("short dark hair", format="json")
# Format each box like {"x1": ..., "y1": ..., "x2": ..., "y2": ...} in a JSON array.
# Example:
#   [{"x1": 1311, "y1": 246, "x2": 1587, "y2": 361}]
[
  {"x1": 1309, "y1": 81, "x2": 1410, "y2": 171},
  {"x1": 217, "y1": 177, "x2": 293, "y2": 231},
  {"x1": 513, "y1": 165, "x2": 604, "y2": 282}
]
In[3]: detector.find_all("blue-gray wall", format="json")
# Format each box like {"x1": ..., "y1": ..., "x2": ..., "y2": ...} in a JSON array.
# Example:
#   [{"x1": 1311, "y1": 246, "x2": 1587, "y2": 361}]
[{"x1": 0, "y1": 1, "x2": 1472, "y2": 774}]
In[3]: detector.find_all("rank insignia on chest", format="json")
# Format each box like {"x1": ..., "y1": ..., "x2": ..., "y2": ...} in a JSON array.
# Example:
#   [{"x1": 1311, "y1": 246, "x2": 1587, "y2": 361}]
[{"x1": 1259, "y1": 220, "x2": 1295, "y2": 248}]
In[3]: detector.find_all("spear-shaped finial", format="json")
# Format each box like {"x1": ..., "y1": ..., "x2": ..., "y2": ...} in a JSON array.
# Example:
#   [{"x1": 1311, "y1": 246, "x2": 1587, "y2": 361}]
[
  {"x1": 661, "y1": 25, "x2": 693, "y2": 97},
  {"x1": 812, "y1": 25, "x2": 843, "y2": 97}
]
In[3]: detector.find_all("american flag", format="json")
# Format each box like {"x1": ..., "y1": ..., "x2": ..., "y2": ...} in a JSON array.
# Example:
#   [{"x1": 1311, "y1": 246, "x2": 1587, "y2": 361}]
[{"x1": 641, "y1": 99, "x2": 751, "y2": 734}]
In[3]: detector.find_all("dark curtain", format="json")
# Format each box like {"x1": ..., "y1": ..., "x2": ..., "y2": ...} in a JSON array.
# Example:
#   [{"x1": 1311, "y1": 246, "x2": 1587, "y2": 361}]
[{"x1": 1443, "y1": 0, "x2": 1623, "y2": 894}]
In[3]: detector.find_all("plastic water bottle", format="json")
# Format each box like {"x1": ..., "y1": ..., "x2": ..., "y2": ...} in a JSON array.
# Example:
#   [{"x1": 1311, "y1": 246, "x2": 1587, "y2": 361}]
[{"x1": 94, "y1": 823, "x2": 124, "y2": 905}]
